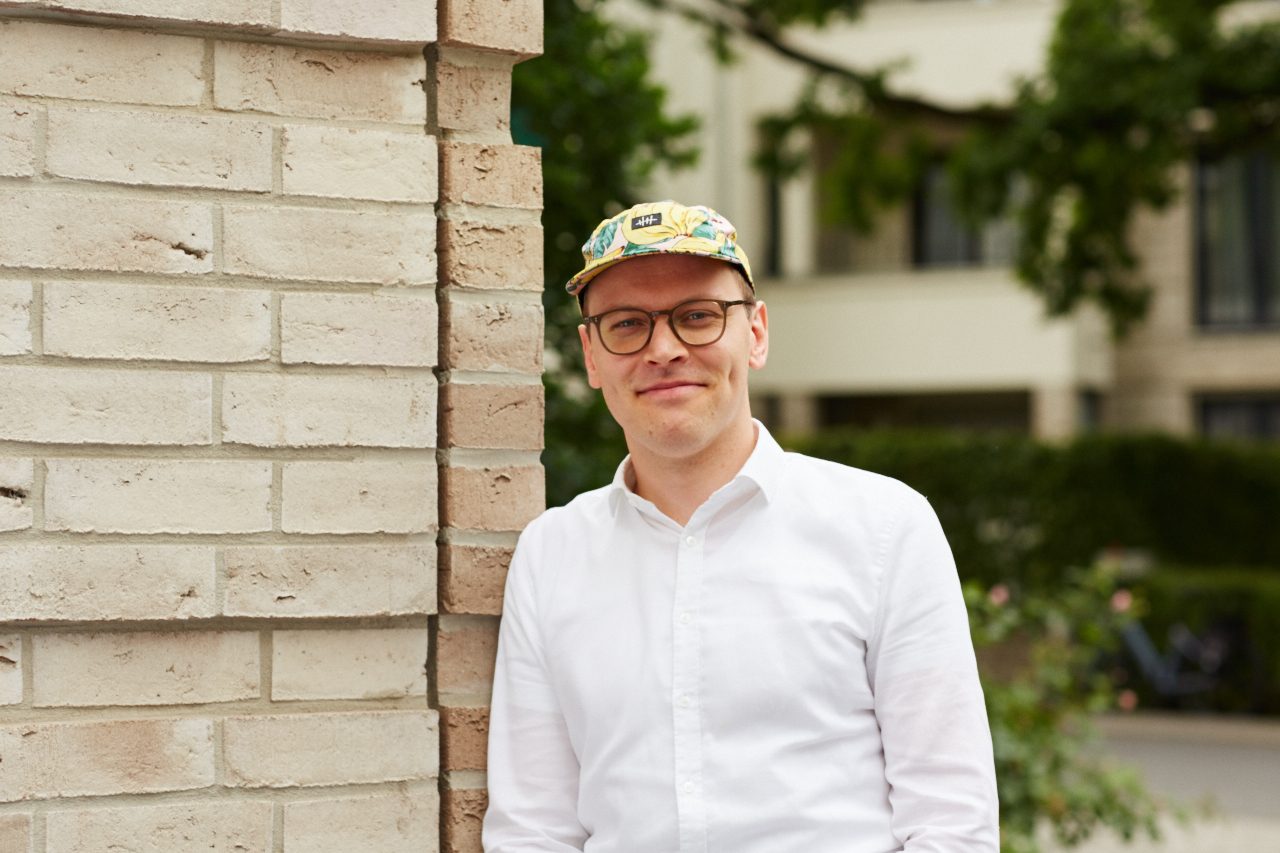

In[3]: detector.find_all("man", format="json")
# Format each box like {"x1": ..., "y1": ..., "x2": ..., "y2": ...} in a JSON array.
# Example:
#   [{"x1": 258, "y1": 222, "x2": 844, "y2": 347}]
[{"x1": 483, "y1": 201, "x2": 999, "y2": 852}]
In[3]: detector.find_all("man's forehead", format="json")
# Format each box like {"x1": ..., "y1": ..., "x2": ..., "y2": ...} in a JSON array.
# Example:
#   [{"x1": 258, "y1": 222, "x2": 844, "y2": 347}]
[{"x1": 584, "y1": 255, "x2": 742, "y2": 311}]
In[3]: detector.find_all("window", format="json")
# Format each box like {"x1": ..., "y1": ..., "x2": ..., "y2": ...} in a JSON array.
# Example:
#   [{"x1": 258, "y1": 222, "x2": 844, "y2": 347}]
[
  {"x1": 1196, "y1": 151, "x2": 1280, "y2": 328},
  {"x1": 912, "y1": 163, "x2": 1016, "y2": 269},
  {"x1": 1199, "y1": 396, "x2": 1280, "y2": 442}
]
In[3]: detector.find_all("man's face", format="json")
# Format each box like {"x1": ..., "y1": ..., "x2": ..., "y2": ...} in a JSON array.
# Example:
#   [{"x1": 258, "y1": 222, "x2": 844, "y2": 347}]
[{"x1": 577, "y1": 253, "x2": 769, "y2": 463}]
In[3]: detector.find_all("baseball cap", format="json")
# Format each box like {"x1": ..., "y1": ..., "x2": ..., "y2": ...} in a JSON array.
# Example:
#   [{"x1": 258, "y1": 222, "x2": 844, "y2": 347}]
[{"x1": 566, "y1": 200, "x2": 755, "y2": 298}]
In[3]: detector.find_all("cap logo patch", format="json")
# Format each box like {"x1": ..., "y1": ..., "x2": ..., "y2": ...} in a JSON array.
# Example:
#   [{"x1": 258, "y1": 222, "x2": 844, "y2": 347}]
[{"x1": 631, "y1": 213, "x2": 662, "y2": 229}]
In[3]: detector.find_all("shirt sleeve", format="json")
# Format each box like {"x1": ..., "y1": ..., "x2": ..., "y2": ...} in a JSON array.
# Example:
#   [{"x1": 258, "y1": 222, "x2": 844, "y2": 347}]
[
  {"x1": 865, "y1": 489, "x2": 1000, "y2": 852},
  {"x1": 482, "y1": 528, "x2": 590, "y2": 853}
]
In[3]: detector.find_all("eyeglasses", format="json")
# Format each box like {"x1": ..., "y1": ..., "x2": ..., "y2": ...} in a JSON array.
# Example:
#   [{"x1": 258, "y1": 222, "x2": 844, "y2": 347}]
[{"x1": 583, "y1": 298, "x2": 755, "y2": 356}]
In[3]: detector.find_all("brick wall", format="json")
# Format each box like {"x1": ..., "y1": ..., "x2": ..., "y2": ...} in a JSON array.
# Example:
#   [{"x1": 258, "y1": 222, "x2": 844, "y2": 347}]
[{"x1": 0, "y1": 2, "x2": 543, "y2": 851}]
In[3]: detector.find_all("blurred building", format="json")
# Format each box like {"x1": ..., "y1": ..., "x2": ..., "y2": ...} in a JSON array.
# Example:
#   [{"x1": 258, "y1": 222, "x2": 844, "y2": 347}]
[{"x1": 618, "y1": 0, "x2": 1280, "y2": 441}]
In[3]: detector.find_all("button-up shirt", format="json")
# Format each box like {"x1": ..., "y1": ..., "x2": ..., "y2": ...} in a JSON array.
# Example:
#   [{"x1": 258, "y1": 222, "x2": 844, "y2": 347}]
[{"x1": 484, "y1": 423, "x2": 998, "y2": 852}]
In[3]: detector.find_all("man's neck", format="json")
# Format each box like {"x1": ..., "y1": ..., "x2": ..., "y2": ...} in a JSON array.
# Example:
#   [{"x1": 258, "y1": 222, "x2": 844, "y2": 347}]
[{"x1": 627, "y1": 419, "x2": 758, "y2": 527}]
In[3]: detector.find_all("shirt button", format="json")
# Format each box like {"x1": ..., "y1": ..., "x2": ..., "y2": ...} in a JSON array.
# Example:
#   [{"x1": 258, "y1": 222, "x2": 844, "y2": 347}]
[
  {"x1": 678, "y1": 695, "x2": 691, "y2": 708},
  {"x1": 684, "y1": 535, "x2": 696, "y2": 547},
  {"x1": 683, "y1": 781, "x2": 695, "y2": 794},
  {"x1": 679, "y1": 611, "x2": 692, "y2": 624}
]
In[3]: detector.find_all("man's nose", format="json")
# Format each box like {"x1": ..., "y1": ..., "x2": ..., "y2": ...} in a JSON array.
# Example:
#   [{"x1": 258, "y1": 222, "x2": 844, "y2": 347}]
[{"x1": 645, "y1": 315, "x2": 688, "y2": 362}]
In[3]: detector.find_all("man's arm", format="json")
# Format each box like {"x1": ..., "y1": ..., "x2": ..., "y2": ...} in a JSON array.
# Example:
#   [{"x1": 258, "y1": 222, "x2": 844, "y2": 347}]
[
  {"x1": 866, "y1": 489, "x2": 1000, "y2": 851},
  {"x1": 483, "y1": 536, "x2": 589, "y2": 852}
]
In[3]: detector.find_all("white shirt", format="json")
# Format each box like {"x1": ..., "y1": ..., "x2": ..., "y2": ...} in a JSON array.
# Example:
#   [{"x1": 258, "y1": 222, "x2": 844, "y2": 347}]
[{"x1": 484, "y1": 423, "x2": 998, "y2": 852}]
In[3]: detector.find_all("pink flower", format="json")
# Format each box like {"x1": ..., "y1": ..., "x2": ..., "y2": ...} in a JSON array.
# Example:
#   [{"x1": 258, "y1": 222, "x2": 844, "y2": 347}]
[
  {"x1": 1110, "y1": 589, "x2": 1133, "y2": 613},
  {"x1": 1117, "y1": 689, "x2": 1138, "y2": 712},
  {"x1": 988, "y1": 584, "x2": 1010, "y2": 607}
]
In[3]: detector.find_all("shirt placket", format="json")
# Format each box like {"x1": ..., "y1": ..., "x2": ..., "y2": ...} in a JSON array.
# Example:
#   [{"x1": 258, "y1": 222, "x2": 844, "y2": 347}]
[{"x1": 672, "y1": 526, "x2": 708, "y2": 853}]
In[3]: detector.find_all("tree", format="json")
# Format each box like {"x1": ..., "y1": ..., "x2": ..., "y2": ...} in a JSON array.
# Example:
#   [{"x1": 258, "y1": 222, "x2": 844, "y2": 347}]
[
  {"x1": 642, "y1": 0, "x2": 1280, "y2": 335},
  {"x1": 512, "y1": 0, "x2": 700, "y2": 505}
]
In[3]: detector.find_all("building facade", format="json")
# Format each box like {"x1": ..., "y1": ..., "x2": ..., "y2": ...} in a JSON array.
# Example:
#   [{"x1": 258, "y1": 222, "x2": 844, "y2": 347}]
[{"x1": 622, "y1": 0, "x2": 1280, "y2": 442}]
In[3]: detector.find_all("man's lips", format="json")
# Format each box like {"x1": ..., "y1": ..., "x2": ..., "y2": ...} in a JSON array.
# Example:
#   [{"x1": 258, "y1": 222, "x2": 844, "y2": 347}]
[{"x1": 636, "y1": 380, "x2": 705, "y2": 395}]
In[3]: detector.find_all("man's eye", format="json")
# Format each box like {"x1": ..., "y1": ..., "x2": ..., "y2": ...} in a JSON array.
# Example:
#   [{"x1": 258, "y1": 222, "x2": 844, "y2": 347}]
[{"x1": 609, "y1": 317, "x2": 646, "y2": 332}]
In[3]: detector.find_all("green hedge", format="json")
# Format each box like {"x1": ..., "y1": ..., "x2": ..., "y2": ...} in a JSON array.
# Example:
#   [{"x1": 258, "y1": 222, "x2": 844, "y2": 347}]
[
  {"x1": 1131, "y1": 566, "x2": 1280, "y2": 714},
  {"x1": 785, "y1": 429, "x2": 1280, "y2": 586}
]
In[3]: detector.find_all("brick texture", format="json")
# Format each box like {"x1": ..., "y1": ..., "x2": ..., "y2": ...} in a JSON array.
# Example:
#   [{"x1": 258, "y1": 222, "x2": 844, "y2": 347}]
[
  {"x1": 0, "y1": 718, "x2": 215, "y2": 802},
  {"x1": 0, "y1": 106, "x2": 36, "y2": 178},
  {"x1": 0, "y1": 280, "x2": 32, "y2": 355},
  {"x1": 272, "y1": 627, "x2": 429, "y2": 701},
  {"x1": 439, "y1": 220, "x2": 543, "y2": 290},
  {"x1": 442, "y1": 787, "x2": 488, "y2": 853},
  {"x1": 439, "y1": 0, "x2": 542, "y2": 57},
  {"x1": 283, "y1": 125, "x2": 437, "y2": 201},
  {"x1": 435, "y1": 616, "x2": 499, "y2": 698},
  {"x1": 223, "y1": 205, "x2": 436, "y2": 285},
  {"x1": 0, "y1": 366, "x2": 211, "y2": 446},
  {"x1": 47, "y1": 107, "x2": 272, "y2": 191},
  {"x1": 279, "y1": 0, "x2": 436, "y2": 42},
  {"x1": 441, "y1": 464, "x2": 544, "y2": 532},
  {"x1": 43, "y1": 282, "x2": 271, "y2": 363},
  {"x1": 32, "y1": 631, "x2": 260, "y2": 707},
  {"x1": 440, "y1": 143, "x2": 541, "y2": 209},
  {"x1": 0, "y1": 635, "x2": 21, "y2": 705},
  {"x1": 214, "y1": 41, "x2": 427, "y2": 123},
  {"x1": 435, "y1": 60, "x2": 512, "y2": 133},
  {"x1": 0, "y1": 457, "x2": 34, "y2": 533},
  {"x1": 441, "y1": 382, "x2": 543, "y2": 449},
  {"x1": 283, "y1": 790, "x2": 440, "y2": 853},
  {"x1": 0, "y1": 545, "x2": 216, "y2": 622},
  {"x1": 281, "y1": 460, "x2": 436, "y2": 534},
  {"x1": 0, "y1": 189, "x2": 213, "y2": 275},
  {"x1": 281, "y1": 292, "x2": 437, "y2": 367},
  {"x1": 223, "y1": 545, "x2": 435, "y2": 618},
  {"x1": 442, "y1": 296, "x2": 543, "y2": 373},
  {"x1": 45, "y1": 459, "x2": 273, "y2": 534},
  {"x1": 440, "y1": 705, "x2": 488, "y2": 771},
  {"x1": 439, "y1": 543, "x2": 511, "y2": 615},
  {"x1": 222, "y1": 711, "x2": 438, "y2": 788},
  {"x1": 0, "y1": 20, "x2": 204, "y2": 105},
  {"x1": 0, "y1": 814, "x2": 31, "y2": 853},
  {"x1": 46, "y1": 801, "x2": 273, "y2": 853}
]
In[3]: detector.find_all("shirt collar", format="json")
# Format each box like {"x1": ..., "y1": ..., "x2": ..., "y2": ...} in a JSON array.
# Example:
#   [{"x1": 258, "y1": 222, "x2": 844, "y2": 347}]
[{"x1": 607, "y1": 419, "x2": 785, "y2": 517}]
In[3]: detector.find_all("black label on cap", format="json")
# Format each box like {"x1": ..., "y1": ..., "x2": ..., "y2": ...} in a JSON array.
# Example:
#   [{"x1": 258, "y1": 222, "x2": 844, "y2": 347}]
[{"x1": 631, "y1": 213, "x2": 663, "y2": 229}]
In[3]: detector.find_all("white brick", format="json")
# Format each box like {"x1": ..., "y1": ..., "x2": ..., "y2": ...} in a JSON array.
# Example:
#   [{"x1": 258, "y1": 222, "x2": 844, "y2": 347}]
[
  {"x1": 223, "y1": 374, "x2": 436, "y2": 448},
  {"x1": 222, "y1": 710, "x2": 437, "y2": 787},
  {"x1": 0, "y1": 545, "x2": 216, "y2": 622},
  {"x1": 0, "y1": 20, "x2": 204, "y2": 106},
  {"x1": 44, "y1": 282, "x2": 271, "y2": 363},
  {"x1": 0, "y1": 458, "x2": 33, "y2": 533},
  {"x1": 272, "y1": 627, "x2": 428, "y2": 700},
  {"x1": 0, "y1": 717, "x2": 214, "y2": 802},
  {"x1": 280, "y1": 0, "x2": 435, "y2": 42},
  {"x1": 223, "y1": 205, "x2": 435, "y2": 285},
  {"x1": 33, "y1": 631, "x2": 259, "y2": 707},
  {"x1": 281, "y1": 460, "x2": 435, "y2": 534},
  {"x1": 223, "y1": 545, "x2": 435, "y2": 618},
  {"x1": 0, "y1": 366, "x2": 210, "y2": 445},
  {"x1": 47, "y1": 107, "x2": 272, "y2": 192},
  {"x1": 0, "y1": 106, "x2": 36, "y2": 177},
  {"x1": 214, "y1": 41, "x2": 426, "y2": 123},
  {"x1": 0, "y1": 190, "x2": 213, "y2": 275},
  {"x1": 0, "y1": 634, "x2": 21, "y2": 705},
  {"x1": 9, "y1": 0, "x2": 274, "y2": 27},
  {"x1": 283, "y1": 125, "x2": 436, "y2": 202},
  {"x1": 282, "y1": 292, "x2": 436, "y2": 367},
  {"x1": 0, "y1": 280, "x2": 32, "y2": 355},
  {"x1": 46, "y1": 459, "x2": 272, "y2": 534},
  {"x1": 47, "y1": 801, "x2": 272, "y2": 853},
  {"x1": 0, "y1": 814, "x2": 31, "y2": 853},
  {"x1": 283, "y1": 790, "x2": 438, "y2": 853}
]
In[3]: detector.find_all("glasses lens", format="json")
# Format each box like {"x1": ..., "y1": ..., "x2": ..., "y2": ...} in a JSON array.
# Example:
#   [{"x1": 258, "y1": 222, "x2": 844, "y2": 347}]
[
  {"x1": 599, "y1": 309, "x2": 652, "y2": 354},
  {"x1": 672, "y1": 300, "x2": 728, "y2": 345}
]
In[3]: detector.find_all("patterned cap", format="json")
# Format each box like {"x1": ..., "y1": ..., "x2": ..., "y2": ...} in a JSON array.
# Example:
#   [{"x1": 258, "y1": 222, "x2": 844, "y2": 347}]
[{"x1": 566, "y1": 200, "x2": 754, "y2": 297}]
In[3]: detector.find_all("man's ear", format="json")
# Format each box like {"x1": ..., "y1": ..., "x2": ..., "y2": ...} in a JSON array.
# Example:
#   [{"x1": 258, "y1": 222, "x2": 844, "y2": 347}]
[
  {"x1": 579, "y1": 324, "x2": 603, "y2": 389},
  {"x1": 748, "y1": 300, "x2": 769, "y2": 370}
]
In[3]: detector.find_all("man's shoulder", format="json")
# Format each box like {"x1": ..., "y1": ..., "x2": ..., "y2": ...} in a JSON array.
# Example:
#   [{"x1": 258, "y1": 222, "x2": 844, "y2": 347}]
[
  {"x1": 778, "y1": 449, "x2": 923, "y2": 505},
  {"x1": 517, "y1": 482, "x2": 614, "y2": 546}
]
